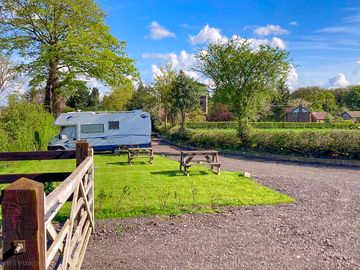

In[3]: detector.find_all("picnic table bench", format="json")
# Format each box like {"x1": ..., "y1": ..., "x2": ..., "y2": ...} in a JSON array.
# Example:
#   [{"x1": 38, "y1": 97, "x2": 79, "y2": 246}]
[
  {"x1": 179, "y1": 150, "x2": 221, "y2": 175},
  {"x1": 128, "y1": 147, "x2": 154, "y2": 165}
]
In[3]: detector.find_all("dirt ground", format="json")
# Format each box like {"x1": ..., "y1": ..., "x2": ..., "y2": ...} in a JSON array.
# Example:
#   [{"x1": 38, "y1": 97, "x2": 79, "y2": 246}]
[{"x1": 83, "y1": 139, "x2": 360, "y2": 270}]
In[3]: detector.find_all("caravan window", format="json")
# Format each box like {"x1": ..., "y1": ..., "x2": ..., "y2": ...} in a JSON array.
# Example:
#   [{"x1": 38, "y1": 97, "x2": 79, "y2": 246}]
[
  {"x1": 109, "y1": 121, "x2": 119, "y2": 130},
  {"x1": 81, "y1": 124, "x2": 104, "y2": 133},
  {"x1": 60, "y1": 126, "x2": 76, "y2": 139}
]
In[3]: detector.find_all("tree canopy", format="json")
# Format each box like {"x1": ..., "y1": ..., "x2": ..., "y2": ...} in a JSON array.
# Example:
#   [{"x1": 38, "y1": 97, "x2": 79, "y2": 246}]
[
  {"x1": 0, "y1": 0, "x2": 137, "y2": 114},
  {"x1": 101, "y1": 82, "x2": 134, "y2": 111},
  {"x1": 169, "y1": 70, "x2": 202, "y2": 133},
  {"x1": 196, "y1": 38, "x2": 291, "y2": 141}
]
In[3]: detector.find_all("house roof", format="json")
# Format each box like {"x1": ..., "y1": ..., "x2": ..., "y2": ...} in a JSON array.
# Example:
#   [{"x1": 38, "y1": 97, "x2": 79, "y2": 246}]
[
  {"x1": 344, "y1": 111, "x2": 360, "y2": 118},
  {"x1": 285, "y1": 106, "x2": 296, "y2": 113},
  {"x1": 311, "y1": 112, "x2": 330, "y2": 120},
  {"x1": 285, "y1": 105, "x2": 310, "y2": 114}
]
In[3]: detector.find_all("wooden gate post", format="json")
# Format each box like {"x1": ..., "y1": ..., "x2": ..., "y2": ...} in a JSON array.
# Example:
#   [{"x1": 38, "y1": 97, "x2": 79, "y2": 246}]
[
  {"x1": 76, "y1": 140, "x2": 90, "y2": 167},
  {"x1": 2, "y1": 177, "x2": 45, "y2": 270}
]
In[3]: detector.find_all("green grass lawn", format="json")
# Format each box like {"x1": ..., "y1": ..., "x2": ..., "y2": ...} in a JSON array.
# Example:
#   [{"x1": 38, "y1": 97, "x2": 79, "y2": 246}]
[{"x1": 0, "y1": 154, "x2": 294, "y2": 219}]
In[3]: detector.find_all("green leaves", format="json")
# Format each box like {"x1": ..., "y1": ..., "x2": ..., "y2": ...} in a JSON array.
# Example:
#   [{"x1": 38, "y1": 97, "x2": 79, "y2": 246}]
[
  {"x1": 196, "y1": 37, "x2": 291, "y2": 139},
  {"x1": 0, "y1": 0, "x2": 137, "y2": 112}
]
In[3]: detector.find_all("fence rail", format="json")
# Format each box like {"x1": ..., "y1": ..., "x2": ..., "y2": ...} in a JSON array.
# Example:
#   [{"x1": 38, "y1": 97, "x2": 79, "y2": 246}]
[{"x1": 0, "y1": 141, "x2": 95, "y2": 270}]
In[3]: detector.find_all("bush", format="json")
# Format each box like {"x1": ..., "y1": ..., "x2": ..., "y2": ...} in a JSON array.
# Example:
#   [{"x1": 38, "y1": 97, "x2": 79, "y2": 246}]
[
  {"x1": 0, "y1": 96, "x2": 58, "y2": 151},
  {"x1": 186, "y1": 121, "x2": 360, "y2": 130},
  {"x1": 165, "y1": 127, "x2": 360, "y2": 159}
]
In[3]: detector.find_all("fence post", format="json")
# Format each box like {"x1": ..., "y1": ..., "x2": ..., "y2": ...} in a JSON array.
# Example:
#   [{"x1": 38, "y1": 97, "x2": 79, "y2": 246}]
[
  {"x1": 2, "y1": 177, "x2": 46, "y2": 270},
  {"x1": 76, "y1": 140, "x2": 90, "y2": 167}
]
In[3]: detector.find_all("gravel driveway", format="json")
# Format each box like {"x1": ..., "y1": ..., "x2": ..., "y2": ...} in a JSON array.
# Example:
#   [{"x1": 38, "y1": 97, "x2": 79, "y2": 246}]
[{"x1": 83, "y1": 139, "x2": 360, "y2": 270}]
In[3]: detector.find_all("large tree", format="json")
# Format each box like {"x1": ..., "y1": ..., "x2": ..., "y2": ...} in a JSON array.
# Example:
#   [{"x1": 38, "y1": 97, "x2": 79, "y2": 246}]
[
  {"x1": 290, "y1": 86, "x2": 339, "y2": 114},
  {"x1": 66, "y1": 87, "x2": 100, "y2": 111},
  {"x1": 127, "y1": 82, "x2": 161, "y2": 127},
  {"x1": 345, "y1": 85, "x2": 360, "y2": 110},
  {"x1": 0, "y1": 0, "x2": 137, "y2": 114},
  {"x1": 101, "y1": 82, "x2": 134, "y2": 111},
  {"x1": 169, "y1": 70, "x2": 201, "y2": 133},
  {"x1": 153, "y1": 64, "x2": 176, "y2": 131},
  {"x1": 196, "y1": 38, "x2": 291, "y2": 141},
  {"x1": 0, "y1": 54, "x2": 18, "y2": 93}
]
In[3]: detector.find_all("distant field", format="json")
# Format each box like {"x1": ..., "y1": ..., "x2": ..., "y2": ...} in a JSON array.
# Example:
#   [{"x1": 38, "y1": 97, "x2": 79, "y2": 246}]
[{"x1": 0, "y1": 154, "x2": 293, "y2": 219}]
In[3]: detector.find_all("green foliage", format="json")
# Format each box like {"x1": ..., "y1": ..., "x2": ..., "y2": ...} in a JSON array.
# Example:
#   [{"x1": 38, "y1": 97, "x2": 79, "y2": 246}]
[
  {"x1": 169, "y1": 70, "x2": 202, "y2": 132},
  {"x1": 66, "y1": 87, "x2": 100, "y2": 111},
  {"x1": 165, "y1": 128, "x2": 360, "y2": 159},
  {"x1": 0, "y1": 154, "x2": 294, "y2": 218},
  {"x1": 0, "y1": 128, "x2": 9, "y2": 152},
  {"x1": 185, "y1": 121, "x2": 360, "y2": 129},
  {"x1": 290, "y1": 86, "x2": 339, "y2": 114},
  {"x1": 0, "y1": 0, "x2": 137, "y2": 113},
  {"x1": 153, "y1": 64, "x2": 176, "y2": 130},
  {"x1": 345, "y1": 85, "x2": 360, "y2": 110},
  {"x1": 196, "y1": 38, "x2": 291, "y2": 141},
  {"x1": 127, "y1": 82, "x2": 161, "y2": 127},
  {"x1": 101, "y1": 83, "x2": 134, "y2": 111},
  {"x1": 0, "y1": 95, "x2": 58, "y2": 151}
]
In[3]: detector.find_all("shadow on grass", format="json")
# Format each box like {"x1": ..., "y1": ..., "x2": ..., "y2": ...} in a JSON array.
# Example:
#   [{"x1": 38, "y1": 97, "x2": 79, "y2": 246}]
[
  {"x1": 106, "y1": 161, "x2": 151, "y2": 166},
  {"x1": 151, "y1": 170, "x2": 209, "y2": 177}
]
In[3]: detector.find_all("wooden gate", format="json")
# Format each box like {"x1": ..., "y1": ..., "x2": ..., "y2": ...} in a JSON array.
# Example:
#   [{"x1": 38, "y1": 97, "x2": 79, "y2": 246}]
[{"x1": 0, "y1": 141, "x2": 95, "y2": 270}]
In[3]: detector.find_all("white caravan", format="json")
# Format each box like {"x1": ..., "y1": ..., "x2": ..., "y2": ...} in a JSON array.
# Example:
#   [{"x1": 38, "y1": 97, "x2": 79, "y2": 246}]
[{"x1": 48, "y1": 110, "x2": 151, "y2": 151}]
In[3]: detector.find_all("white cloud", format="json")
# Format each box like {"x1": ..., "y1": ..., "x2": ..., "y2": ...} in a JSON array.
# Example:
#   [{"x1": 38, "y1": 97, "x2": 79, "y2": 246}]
[
  {"x1": 142, "y1": 52, "x2": 179, "y2": 66},
  {"x1": 189, "y1": 24, "x2": 227, "y2": 45},
  {"x1": 146, "y1": 21, "x2": 176, "y2": 40},
  {"x1": 289, "y1": 21, "x2": 299, "y2": 26},
  {"x1": 356, "y1": 60, "x2": 360, "y2": 64},
  {"x1": 145, "y1": 50, "x2": 201, "y2": 80},
  {"x1": 231, "y1": 35, "x2": 287, "y2": 50},
  {"x1": 327, "y1": 73, "x2": 350, "y2": 88},
  {"x1": 254, "y1": 25, "x2": 289, "y2": 36},
  {"x1": 271, "y1": 37, "x2": 286, "y2": 49},
  {"x1": 287, "y1": 65, "x2": 298, "y2": 90}
]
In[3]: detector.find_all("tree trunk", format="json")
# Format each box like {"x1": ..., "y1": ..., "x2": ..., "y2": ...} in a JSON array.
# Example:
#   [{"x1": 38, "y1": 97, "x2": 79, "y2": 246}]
[
  {"x1": 44, "y1": 60, "x2": 60, "y2": 114},
  {"x1": 180, "y1": 110, "x2": 186, "y2": 135},
  {"x1": 164, "y1": 108, "x2": 168, "y2": 132},
  {"x1": 237, "y1": 115, "x2": 251, "y2": 143}
]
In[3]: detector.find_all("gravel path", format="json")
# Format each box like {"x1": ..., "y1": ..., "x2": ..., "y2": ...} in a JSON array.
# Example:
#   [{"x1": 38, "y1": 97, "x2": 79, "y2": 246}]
[{"x1": 83, "y1": 139, "x2": 360, "y2": 270}]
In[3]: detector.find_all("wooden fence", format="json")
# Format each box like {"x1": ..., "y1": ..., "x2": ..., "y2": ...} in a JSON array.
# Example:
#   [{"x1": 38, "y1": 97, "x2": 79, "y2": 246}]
[{"x1": 0, "y1": 141, "x2": 95, "y2": 270}]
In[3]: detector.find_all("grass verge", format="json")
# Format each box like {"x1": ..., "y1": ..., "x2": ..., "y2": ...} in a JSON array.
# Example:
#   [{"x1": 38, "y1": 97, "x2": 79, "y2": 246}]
[{"x1": 0, "y1": 154, "x2": 294, "y2": 219}]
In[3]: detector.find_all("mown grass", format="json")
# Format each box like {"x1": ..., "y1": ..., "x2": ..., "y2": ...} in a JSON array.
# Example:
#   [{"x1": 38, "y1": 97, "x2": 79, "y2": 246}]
[{"x1": 0, "y1": 154, "x2": 294, "y2": 219}]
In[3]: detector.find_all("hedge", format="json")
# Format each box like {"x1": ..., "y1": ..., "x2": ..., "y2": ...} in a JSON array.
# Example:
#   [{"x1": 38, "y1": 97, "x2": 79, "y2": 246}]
[
  {"x1": 0, "y1": 99, "x2": 58, "y2": 152},
  {"x1": 186, "y1": 121, "x2": 360, "y2": 130},
  {"x1": 165, "y1": 128, "x2": 360, "y2": 159}
]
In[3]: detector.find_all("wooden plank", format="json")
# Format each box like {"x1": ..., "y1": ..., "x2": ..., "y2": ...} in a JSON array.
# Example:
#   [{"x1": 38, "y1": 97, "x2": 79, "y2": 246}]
[
  {"x1": 79, "y1": 180, "x2": 95, "y2": 229},
  {"x1": 46, "y1": 219, "x2": 70, "y2": 268},
  {"x1": 2, "y1": 177, "x2": 46, "y2": 270},
  {"x1": 45, "y1": 157, "x2": 93, "y2": 223},
  {"x1": 180, "y1": 150, "x2": 218, "y2": 154},
  {"x1": 0, "y1": 172, "x2": 71, "y2": 184},
  {"x1": 0, "y1": 150, "x2": 76, "y2": 161}
]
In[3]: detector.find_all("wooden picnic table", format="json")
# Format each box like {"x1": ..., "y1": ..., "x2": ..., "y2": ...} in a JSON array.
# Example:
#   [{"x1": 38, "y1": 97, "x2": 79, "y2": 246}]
[
  {"x1": 128, "y1": 147, "x2": 154, "y2": 165},
  {"x1": 179, "y1": 150, "x2": 221, "y2": 175}
]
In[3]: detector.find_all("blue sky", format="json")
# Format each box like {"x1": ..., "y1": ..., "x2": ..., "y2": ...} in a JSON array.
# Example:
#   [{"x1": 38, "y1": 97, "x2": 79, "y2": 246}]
[{"x1": 97, "y1": 0, "x2": 360, "y2": 90}]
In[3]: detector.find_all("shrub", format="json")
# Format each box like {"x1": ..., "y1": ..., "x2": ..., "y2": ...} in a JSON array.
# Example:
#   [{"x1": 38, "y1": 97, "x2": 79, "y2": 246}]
[
  {"x1": 186, "y1": 121, "x2": 360, "y2": 130},
  {"x1": 0, "y1": 96, "x2": 58, "y2": 151},
  {"x1": 165, "y1": 128, "x2": 360, "y2": 159}
]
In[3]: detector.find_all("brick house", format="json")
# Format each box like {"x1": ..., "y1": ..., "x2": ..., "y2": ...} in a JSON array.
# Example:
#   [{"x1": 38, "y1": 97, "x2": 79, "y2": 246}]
[
  {"x1": 311, "y1": 112, "x2": 330, "y2": 123},
  {"x1": 342, "y1": 111, "x2": 360, "y2": 122},
  {"x1": 285, "y1": 105, "x2": 311, "y2": 122},
  {"x1": 286, "y1": 105, "x2": 332, "y2": 122}
]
